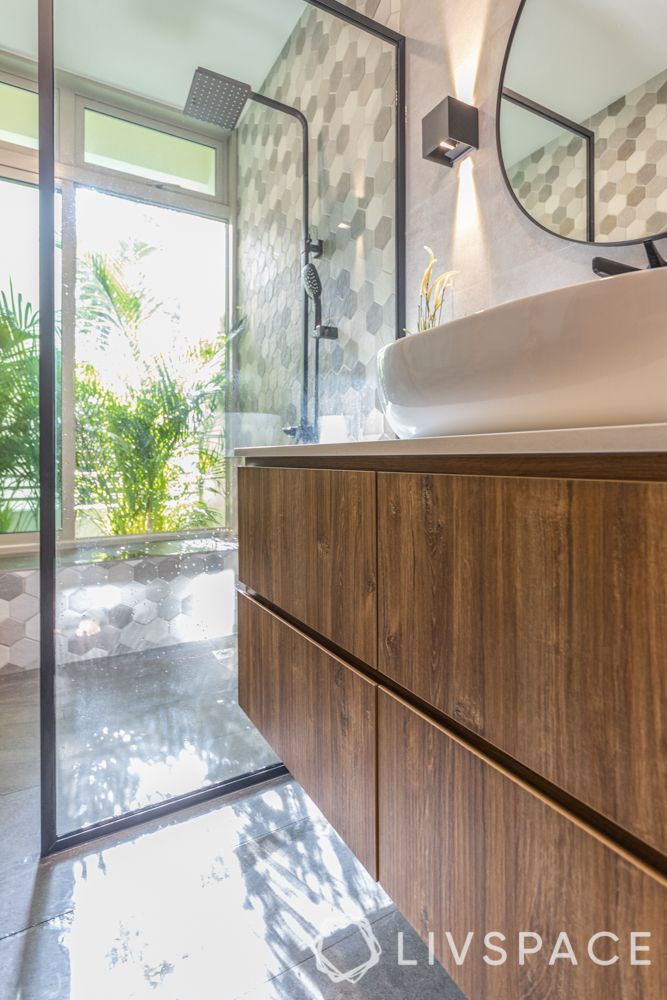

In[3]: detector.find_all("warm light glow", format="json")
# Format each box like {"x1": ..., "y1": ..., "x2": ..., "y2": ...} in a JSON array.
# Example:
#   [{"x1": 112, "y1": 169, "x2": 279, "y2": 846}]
[
  {"x1": 454, "y1": 158, "x2": 481, "y2": 235},
  {"x1": 439, "y1": 140, "x2": 457, "y2": 151},
  {"x1": 338, "y1": 222, "x2": 351, "y2": 230},
  {"x1": 454, "y1": 51, "x2": 479, "y2": 104}
]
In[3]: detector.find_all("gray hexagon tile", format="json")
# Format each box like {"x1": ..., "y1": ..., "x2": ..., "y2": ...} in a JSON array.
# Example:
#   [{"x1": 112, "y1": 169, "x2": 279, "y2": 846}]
[
  {"x1": 507, "y1": 66, "x2": 667, "y2": 242},
  {"x1": 0, "y1": 617, "x2": 25, "y2": 646},
  {"x1": 0, "y1": 539, "x2": 239, "y2": 673},
  {"x1": 236, "y1": 3, "x2": 398, "y2": 442},
  {"x1": 0, "y1": 574, "x2": 24, "y2": 601}
]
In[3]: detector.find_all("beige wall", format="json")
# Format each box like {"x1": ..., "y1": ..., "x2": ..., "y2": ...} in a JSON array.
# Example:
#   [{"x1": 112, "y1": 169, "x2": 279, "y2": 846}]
[
  {"x1": 399, "y1": 0, "x2": 661, "y2": 327},
  {"x1": 344, "y1": 0, "x2": 400, "y2": 31}
]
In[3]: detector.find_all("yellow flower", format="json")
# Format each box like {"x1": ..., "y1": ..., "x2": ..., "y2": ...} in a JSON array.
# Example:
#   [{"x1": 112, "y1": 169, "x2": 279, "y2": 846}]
[
  {"x1": 430, "y1": 270, "x2": 458, "y2": 311},
  {"x1": 420, "y1": 246, "x2": 436, "y2": 297}
]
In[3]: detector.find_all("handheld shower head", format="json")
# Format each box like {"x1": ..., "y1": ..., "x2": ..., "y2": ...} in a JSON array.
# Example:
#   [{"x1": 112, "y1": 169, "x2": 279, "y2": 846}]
[
  {"x1": 302, "y1": 262, "x2": 322, "y2": 329},
  {"x1": 301, "y1": 263, "x2": 338, "y2": 340},
  {"x1": 302, "y1": 262, "x2": 322, "y2": 300}
]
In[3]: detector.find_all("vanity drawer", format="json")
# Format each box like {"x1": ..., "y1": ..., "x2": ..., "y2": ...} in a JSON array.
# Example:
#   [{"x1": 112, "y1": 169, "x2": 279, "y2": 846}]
[
  {"x1": 378, "y1": 472, "x2": 667, "y2": 857},
  {"x1": 238, "y1": 593, "x2": 377, "y2": 877},
  {"x1": 238, "y1": 466, "x2": 377, "y2": 666},
  {"x1": 378, "y1": 690, "x2": 667, "y2": 1000}
]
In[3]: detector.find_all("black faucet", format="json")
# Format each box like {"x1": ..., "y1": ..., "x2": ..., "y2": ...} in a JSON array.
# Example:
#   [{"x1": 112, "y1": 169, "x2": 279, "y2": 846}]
[{"x1": 592, "y1": 239, "x2": 667, "y2": 278}]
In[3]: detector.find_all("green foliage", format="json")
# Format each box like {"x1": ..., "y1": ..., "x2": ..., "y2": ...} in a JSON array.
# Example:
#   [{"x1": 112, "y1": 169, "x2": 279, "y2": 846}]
[
  {"x1": 0, "y1": 245, "x2": 228, "y2": 538},
  {"x1": 76, "y1": 361, "x2": 221, "y2": 535},
  {"x1": 0, "y1": 281, "x2": 40, "y2": 531},
  {"x1": 74, "y1": 247, "x2": 227, "y2": 536},
  {"x1": 76, "y1": 243, "x2": 158, "y2": 356}
]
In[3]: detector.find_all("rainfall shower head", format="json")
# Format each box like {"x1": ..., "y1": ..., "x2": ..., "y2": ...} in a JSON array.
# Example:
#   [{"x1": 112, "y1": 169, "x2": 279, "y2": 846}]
[{"x1": 184, "y1": 67, "x2": 251, "y2": 130}]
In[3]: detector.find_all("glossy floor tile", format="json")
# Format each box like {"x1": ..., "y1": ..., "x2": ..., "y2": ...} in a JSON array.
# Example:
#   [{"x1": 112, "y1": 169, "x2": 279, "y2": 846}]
[
  {"x1": 1, "y1": 776, "x2": 466, "y2": 1000},
  {"x1": 1, "y1": 640, "x2": 280, "y2": 838},
  {"x1": 1, "y1": 653, "x2": 466, "y2": 999},
  {"x1": 54, "y1": 637, "x2": 279, "y2": 831}
]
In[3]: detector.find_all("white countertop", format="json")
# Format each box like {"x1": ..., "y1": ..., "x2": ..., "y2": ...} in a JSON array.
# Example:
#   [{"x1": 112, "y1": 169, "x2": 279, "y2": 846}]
[{"x1": 236, "y1": 423, "x2": 667, "y2": 459}]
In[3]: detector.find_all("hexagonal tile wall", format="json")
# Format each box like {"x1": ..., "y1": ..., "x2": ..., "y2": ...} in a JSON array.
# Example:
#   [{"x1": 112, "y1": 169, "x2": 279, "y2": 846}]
[
  {"x1": 237, "y1": 3, "x2": 398, "y2": 443},
  {"x1": 507, "y1": 67, "x2": 667, "y2": 242},
  {"x1": 0, "y1": 542, "x2": 239, "y2": 675},
  {"x1": 0, "y1": 571, "x2": 39, "y2": 673}
]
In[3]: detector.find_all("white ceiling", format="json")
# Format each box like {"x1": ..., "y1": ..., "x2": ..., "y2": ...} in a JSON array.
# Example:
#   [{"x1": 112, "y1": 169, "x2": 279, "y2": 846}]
[
  {"x1": 0, "y1": 0, "x2": 305, "y2": 107},
  {"x1": 503, "y1": 0, "x2": 667, "y2": 164}
]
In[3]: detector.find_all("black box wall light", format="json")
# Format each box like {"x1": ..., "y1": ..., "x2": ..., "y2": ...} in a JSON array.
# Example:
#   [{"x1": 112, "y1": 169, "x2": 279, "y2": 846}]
[{"x1": 422, "y1": 96, "x2": 479, "y2": 166}]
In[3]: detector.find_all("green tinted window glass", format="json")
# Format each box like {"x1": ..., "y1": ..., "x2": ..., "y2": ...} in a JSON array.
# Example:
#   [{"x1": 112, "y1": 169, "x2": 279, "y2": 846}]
[
  {"x1": 84, "y1": 109, "x2": 217, "y2": 195},
  {"x1": 0, "y1": 81, "x2": 39, "y2": 150}
]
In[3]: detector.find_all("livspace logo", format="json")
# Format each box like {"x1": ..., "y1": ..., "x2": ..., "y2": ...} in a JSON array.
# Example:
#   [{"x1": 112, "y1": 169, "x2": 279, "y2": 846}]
[
  {"x1": 396, "y1": 930, "x2": 652, "y2": 969},
  {"x1": 311, "y1": 917, "x2": 382, "y2": 984},
  {"x1": 310, "y1": 918, "x2": 652, "y2": 986}
]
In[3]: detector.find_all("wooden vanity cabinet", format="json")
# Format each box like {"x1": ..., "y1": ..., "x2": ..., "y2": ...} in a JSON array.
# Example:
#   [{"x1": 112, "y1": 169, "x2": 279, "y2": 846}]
[
  {"x1": 238, "y1": 453, "x2": 667, "y2": 1000},
  {"x1": 377, "y1": 472, "x2": 667, "y2": 857},
  {"x1": 378, "y1": 689, "x2": 667, "y2": 1000},
  {"x1": 238, "y1": 466, "x2": 377, "y2": 666},
  {"x1": 238, "y1": 593, "x2": 378, "y2": 877}
]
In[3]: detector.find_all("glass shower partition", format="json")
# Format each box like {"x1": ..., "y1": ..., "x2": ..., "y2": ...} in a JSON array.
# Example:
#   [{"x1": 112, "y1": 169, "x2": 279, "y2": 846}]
[{"x1": 38, "y1": 0, "x2": 404, "y2": 851}]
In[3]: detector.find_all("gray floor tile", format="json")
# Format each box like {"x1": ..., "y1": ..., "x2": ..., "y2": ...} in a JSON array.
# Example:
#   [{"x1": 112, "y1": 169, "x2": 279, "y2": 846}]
[
  {"x1": 251, "y1": 815, "x2": 392, "y2": 922},
  {"x1": 0, "y1": 777, "x2": 312, "y2": 944},
  {"x1": 54, "y1": 640, "x2": 278, "y2": 830},
  {"x1": 0, "y1": 672, "x2": 39, "y2": 798},
  {"x1": 0, "y1": 914, "x2": 74, "y2": 1000},
  {"x1": 0, "y1": 787, "x2": 40, "y2": 871},
  {"x1": 235, "y1": 909, "x2": 467, "y2": 1000},
  {"x1": 0, "y1": 857, "x2": 75, "y2": 942},
  {"x1": 0, "y1": 779, "x2": 465, "y2": 1000},
  {"x1": 0, "y1": 805, "x2": 363, "y2": 999}
]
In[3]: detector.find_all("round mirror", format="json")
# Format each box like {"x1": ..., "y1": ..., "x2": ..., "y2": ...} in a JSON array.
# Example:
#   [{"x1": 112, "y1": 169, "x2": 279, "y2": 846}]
[{"x1": 498, "y1": 0, "x2": 667, "y2": 245}]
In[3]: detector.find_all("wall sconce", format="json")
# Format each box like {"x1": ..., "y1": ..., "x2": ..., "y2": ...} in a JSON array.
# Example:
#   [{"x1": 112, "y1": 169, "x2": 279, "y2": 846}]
[{"x1": 422, "y1": 96, "x2": 479, "y2": 167}]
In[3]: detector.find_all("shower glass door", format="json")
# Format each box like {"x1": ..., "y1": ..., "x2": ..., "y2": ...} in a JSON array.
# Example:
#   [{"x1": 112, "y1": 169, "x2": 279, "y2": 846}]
[
  {"x1": 41, "y1": 0, "x2": 402, "y2": 848},
  {"x1": 54, "y1": 184, "x2": 280, "y2": 834}
]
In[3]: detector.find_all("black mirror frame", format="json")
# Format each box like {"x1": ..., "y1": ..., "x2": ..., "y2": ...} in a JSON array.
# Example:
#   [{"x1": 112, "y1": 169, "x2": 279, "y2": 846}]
[{"x1": 496, "y1": 0, "x2": 667, "y2": 249}]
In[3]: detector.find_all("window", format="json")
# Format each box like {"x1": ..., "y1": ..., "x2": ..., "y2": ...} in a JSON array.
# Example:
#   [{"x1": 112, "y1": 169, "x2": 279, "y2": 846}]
[
  {"x1": 0, "y1": 179, "x2": 62, "y2": 535},
  {"x1": 0, "y1": 81, "x2": 39, "y2": 150},
  {"x1": 73, "y1": 187, "x2": 229, "y2": 538},
  {"x1": 0, "y1": 72, "x2": 231, "y2": 546},
  {"x1": 83, "y1": 109, "x2": 217, "y2": 196}
]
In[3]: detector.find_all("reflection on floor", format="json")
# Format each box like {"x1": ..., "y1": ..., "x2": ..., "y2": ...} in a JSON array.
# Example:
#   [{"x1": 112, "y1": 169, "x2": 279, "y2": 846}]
[
  {"x1": 1, "y1": 776, "x2": 464, "y2": 1000},
  {"x1": 0, "y1": 669, "x2": 466, "y2": 1000},
  {"x1": 56, "y1": 638, "x2": 279, "y2": 831}
]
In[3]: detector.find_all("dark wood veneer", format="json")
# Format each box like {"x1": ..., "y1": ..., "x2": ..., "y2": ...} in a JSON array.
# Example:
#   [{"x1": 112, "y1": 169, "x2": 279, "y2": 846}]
[
  {"x1": 238, "y1": 465, "x2": 377, "y2": 666},
  {"x1": 245, "y1": 451, "x2": 667, "y2": 481},
  {"x1": 237, "y1": 451, "x2": 667, "y2": 990},
  {"x1": 377, "y1": 471, "x2": 667, "y2": 857},
  {"x1": 238, "y1": 594, "x2": 378, "y2": 877},
  {"x1": 378, "y1": 690, "x2": 667, "y2": 1000}
]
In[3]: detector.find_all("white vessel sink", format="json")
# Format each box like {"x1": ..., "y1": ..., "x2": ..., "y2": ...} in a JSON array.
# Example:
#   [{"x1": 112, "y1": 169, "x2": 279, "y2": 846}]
[{"x1": 377, "y1": 268, "x2": 667, "y2": 439}]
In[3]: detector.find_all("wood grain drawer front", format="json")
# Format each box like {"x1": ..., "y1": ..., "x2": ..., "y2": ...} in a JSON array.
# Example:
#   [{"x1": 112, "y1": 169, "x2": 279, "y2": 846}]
[
  {"x1": 238, "y1": 594, "x2": 377, "y2": 877},
  {"x1": 379, "y1": 690, "x2": 667, "y2": 1000},
  {"x1": 238, "y1": 466, "x2": 377, "y2": 666},
  {"x1": 378, "y1": 472, "x2": 667, "y2": 857}
]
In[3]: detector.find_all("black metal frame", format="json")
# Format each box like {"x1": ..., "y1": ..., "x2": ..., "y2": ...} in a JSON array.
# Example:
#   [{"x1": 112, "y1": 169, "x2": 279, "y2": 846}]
[
  {"x1": 501, "y1": 88, "x2": 595, "y2": 242},
  {"x1": 496, "y1": 0, "x2": 667, "y2": 248},
  {"x1": 308, "y1": 0, "x2": 406, "y2": 339},
  {"x1": 38, "y1": 0, "x2": 406, "y2": 857},
  {"x1": 38, "y1": 0, "x2": 57, "y2": 858}
]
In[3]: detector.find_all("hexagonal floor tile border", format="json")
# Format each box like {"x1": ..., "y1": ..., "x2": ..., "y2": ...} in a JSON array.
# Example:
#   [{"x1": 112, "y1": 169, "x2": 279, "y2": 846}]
[{"x1": 0, "y1": 546, "x2": 239, "y2": 674}]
